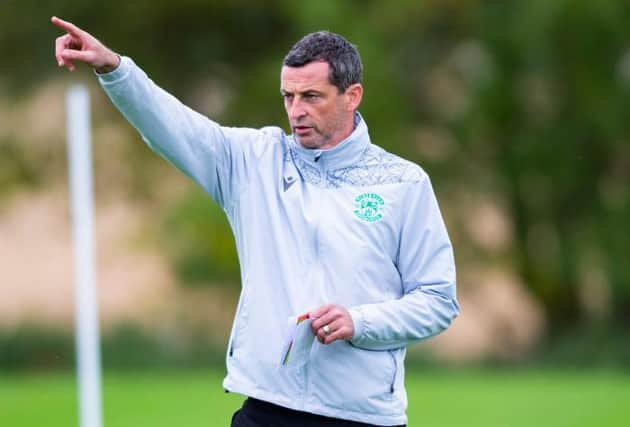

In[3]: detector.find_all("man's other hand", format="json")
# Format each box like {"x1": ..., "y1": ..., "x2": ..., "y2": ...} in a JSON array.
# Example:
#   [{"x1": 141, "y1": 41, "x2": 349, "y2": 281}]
[
  {"x1": 310, "y1": 304, "x2": 355, "y2": 345},
  {"x1": 51, "y1": 16, "x2": 120, "y2": 73}
]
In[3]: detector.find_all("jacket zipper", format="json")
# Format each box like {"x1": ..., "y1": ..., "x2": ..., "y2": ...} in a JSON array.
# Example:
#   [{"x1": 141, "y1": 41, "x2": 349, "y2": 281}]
[{"x1": 303, "y1": 165, "x2": 324, "y2": 410}]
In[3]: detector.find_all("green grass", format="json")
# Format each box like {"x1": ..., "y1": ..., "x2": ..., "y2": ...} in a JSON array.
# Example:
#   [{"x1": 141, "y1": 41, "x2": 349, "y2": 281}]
[{"x1": 2, "y1": 369, "x2": 629, "y2": 426}]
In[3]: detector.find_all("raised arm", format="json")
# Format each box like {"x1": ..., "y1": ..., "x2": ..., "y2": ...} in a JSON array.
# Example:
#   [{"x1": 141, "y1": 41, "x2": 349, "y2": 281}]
[{"x1": 51, "y1": 16, "x2": 272, "y2": 210}]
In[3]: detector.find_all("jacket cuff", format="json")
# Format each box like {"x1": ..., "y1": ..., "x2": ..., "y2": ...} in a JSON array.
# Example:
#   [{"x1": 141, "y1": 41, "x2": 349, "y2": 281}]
[
  {"x1": 348, "y1": 306, "x2": 366, "y2": 342},
  {"x1": 96, "y1": 55, "x2": 132, "y2": 85}
]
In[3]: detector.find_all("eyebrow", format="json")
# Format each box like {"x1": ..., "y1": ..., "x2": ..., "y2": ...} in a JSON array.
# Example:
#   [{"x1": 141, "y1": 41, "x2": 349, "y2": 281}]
[{"x1": 280, "y1": 89, "x2": 324, "y2": 96}]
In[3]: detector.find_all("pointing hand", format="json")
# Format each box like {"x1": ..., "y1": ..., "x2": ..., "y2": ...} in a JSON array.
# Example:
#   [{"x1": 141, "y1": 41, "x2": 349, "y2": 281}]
[{"x1": 52, "y1": 16, "x2": 120, "y2": 73}]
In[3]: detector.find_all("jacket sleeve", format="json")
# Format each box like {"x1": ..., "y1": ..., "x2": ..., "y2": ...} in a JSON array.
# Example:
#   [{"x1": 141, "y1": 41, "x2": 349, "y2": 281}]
[
  {"x1": 348, "y1": 173, "x2": 459, "y2": 351},
  {"x1": 97, "y1": 56, "x2": 265, "y2": 210}
]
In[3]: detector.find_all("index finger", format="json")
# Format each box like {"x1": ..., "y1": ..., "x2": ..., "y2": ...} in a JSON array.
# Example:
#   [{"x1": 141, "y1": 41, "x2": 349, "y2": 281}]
[{"x1": 51, "y1": 16, "x2": 84, "y2": 37}]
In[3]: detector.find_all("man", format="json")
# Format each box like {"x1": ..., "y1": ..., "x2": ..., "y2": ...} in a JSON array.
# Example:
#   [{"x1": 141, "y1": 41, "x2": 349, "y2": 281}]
[{"x1": 53, "y1": 16, "x2": 459, "y2": 426}]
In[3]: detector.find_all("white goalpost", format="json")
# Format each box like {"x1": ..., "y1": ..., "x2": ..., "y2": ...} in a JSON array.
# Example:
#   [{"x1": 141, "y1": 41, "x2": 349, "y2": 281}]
[{"x1": 66, "y1": 84, "x2": 103, "y2": 427}]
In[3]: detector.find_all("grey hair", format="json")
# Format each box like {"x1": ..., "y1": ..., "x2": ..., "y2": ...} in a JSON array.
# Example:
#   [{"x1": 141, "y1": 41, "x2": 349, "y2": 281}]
[{"x1": 283, "y1": 31, "x2": 363, "y2": 93}]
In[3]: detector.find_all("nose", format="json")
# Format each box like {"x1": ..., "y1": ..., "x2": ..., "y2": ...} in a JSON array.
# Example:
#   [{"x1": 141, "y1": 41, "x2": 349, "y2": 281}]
[{"x1": 287, "y1": 99, "x2": 306, "y2": 122}]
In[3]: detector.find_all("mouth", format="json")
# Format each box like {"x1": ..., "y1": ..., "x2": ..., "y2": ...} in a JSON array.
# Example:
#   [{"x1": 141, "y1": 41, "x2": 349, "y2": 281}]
[{"x1": 293, "y1": 125, "x2": 313, "y2": 136}]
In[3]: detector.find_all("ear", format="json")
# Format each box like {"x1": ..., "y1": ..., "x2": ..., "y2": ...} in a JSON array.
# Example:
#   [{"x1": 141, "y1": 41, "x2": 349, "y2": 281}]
[{"x1": 344, "y1": 83, "x2": 363, "y2": 112}]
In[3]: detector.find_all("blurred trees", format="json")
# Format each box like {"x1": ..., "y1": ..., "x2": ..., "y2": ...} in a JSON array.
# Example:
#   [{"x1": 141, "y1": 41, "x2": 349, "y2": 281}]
[{"x1": 1, "y1": 0, "x2": 629, "y2": 345}]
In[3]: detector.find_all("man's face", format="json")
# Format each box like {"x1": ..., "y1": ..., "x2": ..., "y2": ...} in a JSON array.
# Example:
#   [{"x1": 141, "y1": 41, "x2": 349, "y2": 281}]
[{"x1": 281, "y1": 61, "x2": 357, "y2": 150}]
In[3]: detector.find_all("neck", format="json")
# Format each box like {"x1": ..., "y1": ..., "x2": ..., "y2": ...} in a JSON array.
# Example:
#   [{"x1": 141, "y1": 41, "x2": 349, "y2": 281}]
[{"x1": 317, "y1": 112, "x2": 357, "y2": 150}]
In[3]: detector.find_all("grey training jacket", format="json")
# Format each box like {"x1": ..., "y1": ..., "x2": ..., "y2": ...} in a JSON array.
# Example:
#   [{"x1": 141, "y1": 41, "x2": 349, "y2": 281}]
[{"x1": 98, "y1": 56, "x2": 459, "y2": 426}]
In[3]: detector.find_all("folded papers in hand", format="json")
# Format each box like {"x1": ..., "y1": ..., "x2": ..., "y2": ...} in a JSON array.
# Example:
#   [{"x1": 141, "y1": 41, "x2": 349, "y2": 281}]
[{"x1": 279, "y1": 312, "x2": 315, "y2": 368}]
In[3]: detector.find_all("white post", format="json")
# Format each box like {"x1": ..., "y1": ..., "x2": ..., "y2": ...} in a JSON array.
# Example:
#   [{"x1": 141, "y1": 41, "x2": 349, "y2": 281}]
[{"x1": 67, "y1": 85, "x2": 103, "y2": 427}]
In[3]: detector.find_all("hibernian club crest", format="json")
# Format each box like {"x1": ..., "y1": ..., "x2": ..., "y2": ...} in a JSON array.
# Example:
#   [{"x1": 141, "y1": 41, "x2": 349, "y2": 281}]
[{"x1": 353, "y1": 192, "x2": 385, "y2": 222}]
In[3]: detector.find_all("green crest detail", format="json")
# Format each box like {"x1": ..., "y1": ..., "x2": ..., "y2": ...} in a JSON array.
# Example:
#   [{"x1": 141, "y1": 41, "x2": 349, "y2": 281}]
[{"x1": 353, "y1": 192, "x2": 385, "y2": 222}]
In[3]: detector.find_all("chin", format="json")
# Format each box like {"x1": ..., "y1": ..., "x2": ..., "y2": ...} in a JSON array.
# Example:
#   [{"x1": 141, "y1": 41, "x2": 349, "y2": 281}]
[{"x1": 296, "y1": 137, "x2": 320, "y2": 149}]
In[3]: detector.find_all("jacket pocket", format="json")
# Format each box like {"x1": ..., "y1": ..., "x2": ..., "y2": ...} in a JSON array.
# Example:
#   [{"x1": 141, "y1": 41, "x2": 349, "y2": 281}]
[
  {"x1": 387, "y1": 349, "x2": 397, "y2": 394},
  {"x1": 310, "y1": 342, "x2": 400, "y2": 415},
  {"x1": 228, "y1": 279, "x2": 251, "y2": 358}
]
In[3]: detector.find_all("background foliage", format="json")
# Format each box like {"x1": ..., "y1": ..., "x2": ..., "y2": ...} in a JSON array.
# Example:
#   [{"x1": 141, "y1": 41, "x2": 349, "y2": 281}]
[{"x1": 1, "y1": 0, "x2": 630, "y2": 366}]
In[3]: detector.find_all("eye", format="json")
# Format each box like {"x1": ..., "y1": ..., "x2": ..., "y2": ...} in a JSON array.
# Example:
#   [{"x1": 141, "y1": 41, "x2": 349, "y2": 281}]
[{"x1": 282, "y1": 93, "x2": 294, "y2": 101}]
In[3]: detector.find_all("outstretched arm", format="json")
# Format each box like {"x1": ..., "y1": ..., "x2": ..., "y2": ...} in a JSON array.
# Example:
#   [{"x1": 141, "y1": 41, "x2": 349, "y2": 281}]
[
  {"x1": 51, "y1": 16, "x2": 270, "y2": 209},
  {"x1": 52, "y1": 16, "x2": 120, "y2": 73}
]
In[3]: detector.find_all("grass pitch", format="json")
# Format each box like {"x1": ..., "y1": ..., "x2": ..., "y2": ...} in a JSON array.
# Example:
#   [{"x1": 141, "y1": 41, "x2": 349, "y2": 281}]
[{"x1": 2, "y1": 368, "x2": 629, "y2": 426}]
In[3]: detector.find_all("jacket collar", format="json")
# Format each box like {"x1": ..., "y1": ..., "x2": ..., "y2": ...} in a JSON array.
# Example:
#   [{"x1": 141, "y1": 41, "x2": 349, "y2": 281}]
[{"x1": 289, "y1": 112, "x2": 370, "y2": 171}]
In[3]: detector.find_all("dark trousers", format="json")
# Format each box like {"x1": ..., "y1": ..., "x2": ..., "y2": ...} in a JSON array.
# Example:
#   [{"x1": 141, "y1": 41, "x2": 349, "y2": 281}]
[{"x1": 231, "y1": 397, "x2": 405, "y2": 427}]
